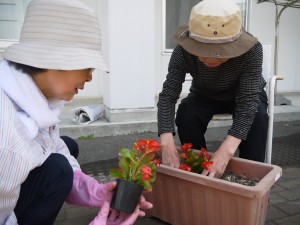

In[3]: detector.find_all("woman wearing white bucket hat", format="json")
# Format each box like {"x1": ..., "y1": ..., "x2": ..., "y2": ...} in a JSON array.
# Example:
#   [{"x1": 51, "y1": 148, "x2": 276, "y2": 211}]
[
  {"x1": 0, "y1": 0, "x2": 152, "y2": 224},
  {"x1": 158, "y1": 0, "x2": 268, "y2": 178}
]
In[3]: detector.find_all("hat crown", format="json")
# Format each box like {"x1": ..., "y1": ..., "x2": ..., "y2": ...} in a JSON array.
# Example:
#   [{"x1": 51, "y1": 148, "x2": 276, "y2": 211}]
[
  {"x1": 3, "y1": 0, "x2": 108, "y2": 71},
  {"x1": 20, "y1": 0, "x2": 101, "y2": 50},
  {"x1": 189, "y1": 0, "x2": 242, "y2": 43}
]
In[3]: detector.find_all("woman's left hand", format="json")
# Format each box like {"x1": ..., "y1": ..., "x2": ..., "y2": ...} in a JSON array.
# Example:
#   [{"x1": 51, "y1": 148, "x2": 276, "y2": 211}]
[
  {"x1": 201, "y1": 148, "x2": 232, "y2": 178},
  {"x1": 202, "y1": 135, "x2": 241, "y2": 178}
]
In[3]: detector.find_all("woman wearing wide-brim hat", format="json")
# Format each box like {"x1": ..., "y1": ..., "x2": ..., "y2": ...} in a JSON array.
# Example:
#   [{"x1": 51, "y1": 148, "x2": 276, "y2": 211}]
[
  {"x1": 158, "y1": 0, "x2": 268, "y2": 178},
  {"x1": 0, "y1": 0, "x2": 152, "y2": 224}
]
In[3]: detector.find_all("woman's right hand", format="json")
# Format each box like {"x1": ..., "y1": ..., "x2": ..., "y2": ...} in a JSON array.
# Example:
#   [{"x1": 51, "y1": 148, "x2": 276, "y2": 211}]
[{"x1": 160, "y1": 133, "x2": 180, "y2": 168}]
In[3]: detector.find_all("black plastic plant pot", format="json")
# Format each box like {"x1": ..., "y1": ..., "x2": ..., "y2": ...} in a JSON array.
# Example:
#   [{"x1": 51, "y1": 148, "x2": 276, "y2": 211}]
[{"x1": 110, "y1": 179, "x2": 144, "y2": 213}]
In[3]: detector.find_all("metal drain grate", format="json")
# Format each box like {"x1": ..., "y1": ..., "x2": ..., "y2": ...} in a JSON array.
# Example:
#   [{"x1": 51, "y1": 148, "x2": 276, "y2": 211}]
[
  {"x1": 271, "y1": 133, "x2": 300, "y2": 166},
  {"x1": 81, "y1": 158, "x2": 119, "y2": 182}
]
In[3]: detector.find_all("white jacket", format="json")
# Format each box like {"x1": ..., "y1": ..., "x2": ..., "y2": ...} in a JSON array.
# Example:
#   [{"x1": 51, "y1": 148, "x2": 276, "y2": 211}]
[{"x1": 0, "y1": 61, "x2": 80, "y2": 224}]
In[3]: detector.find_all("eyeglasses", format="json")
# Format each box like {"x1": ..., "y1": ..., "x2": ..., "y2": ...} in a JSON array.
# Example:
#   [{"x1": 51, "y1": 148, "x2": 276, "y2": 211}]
[{"x1": 89, "y1": 68, "x2": 95, "y2": 75}]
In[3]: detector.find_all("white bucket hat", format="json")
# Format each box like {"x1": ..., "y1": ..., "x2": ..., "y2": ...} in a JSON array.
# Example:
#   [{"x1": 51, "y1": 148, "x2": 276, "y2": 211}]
[
  {"x1": 3, "y1": 0, "x2": 109, "y2": 72},
  {"x1": 174, "y1": 0, "x2": 257, "y2": 58}
]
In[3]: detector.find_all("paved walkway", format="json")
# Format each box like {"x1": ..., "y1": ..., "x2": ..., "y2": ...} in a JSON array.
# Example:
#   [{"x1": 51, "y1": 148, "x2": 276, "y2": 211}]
[{"x1": 54, "y1": 120, "x2": 300, "y2": 225}]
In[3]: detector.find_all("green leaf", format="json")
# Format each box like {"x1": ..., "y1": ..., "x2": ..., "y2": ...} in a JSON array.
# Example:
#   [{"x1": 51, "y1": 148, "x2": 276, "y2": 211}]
[
  {"x1": 119, "y1": 148, "x2": 132, "y2": 158},
  {"x1": 191, "y1": 162, "x2": 202, "y2": 173},
  {"x1": 119, "y1": 157, "x2": 130, "y2": 180},
  {"x1": 130, "y1": 149, "x2": 138, "y2": 158},
  {"x1": 109, "y1": 169, "x2": 123, "y2": 179},
  {"x1": 141, "y1": 181, "x2": 152, "y2": 192}
]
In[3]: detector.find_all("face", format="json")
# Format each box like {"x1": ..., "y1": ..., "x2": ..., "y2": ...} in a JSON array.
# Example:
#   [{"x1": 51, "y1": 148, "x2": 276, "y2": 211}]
[
  {"x1": 32, "y1": 68, "x2": 93, "y2": 101},
  {"x1": 198, "y1": 56, "x2": 228, "y2": 68}
]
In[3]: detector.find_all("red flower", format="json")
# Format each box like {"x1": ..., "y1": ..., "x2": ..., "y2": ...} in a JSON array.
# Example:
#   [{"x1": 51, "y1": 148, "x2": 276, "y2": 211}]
[
  {"x1": 179, "y1": 164, "x2": 191, "y2": 172},
  {"x1": 199, "y1": 147, "x2": 211, "y2": 160},
  {"x1": 202, "y1": 161, "x2": 213, "y2": 170},
  {"x1": 154, "y1": 159, "x2": 161, "y2": 166},
  {"x1": 110, "y1": 139, "x2": 160, "y2": 192},
  {"x1": 147, "y1": 139, "x2": 160, "y2": 152},
  {"x1": 199, "y1": 147, "x2": 207, "y2": 156},
  {"x1": 141, "y1": 165, "x2": 152, "y2": 175},
  {"x1": 181, "y1": 143, "x2": 193, "y2": 151},
  {"x1": 142, "y1": 173, "x2": 151, "y2": 181},
  {"x1": 134, "y1": 140, "x2": 147, "y2": 151},
  {"x1": 181, "y1": 153, "x2": 187, "y2": 159},
  {"x1": 134, "y1": 139, "x2": 160, "y2": 153},
  {"x1": 178, "y1": 143, "x2": 214, "y2": 174}
]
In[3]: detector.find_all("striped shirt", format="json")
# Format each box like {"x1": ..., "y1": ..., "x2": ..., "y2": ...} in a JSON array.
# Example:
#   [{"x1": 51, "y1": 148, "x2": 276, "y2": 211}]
[
  {"x1": 157, "y1": 42, "x2": 266, "y2": 140},
  {"x1": 0, "y1": 89, "x2": 80, "y2": 225}
]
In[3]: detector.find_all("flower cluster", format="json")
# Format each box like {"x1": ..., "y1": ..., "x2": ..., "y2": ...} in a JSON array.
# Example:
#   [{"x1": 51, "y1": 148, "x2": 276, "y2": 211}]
[
  {"x1": 110, "y1": 139, "x2": 160, "y2": 191},
  {"x1": 179, "y1": 143, "x2": 213, "y2": 174}
]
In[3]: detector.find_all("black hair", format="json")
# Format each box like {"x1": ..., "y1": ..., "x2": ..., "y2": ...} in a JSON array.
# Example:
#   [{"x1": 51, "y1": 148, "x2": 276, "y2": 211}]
[{"x1": 8, "y1": 61, "x2": 47, "y2": 76}]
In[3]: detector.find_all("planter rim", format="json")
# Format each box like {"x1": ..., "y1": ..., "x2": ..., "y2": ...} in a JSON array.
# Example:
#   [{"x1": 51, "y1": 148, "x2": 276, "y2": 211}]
[{"x1": 158, "y1": 157, "x2": 282, "y2": 198}]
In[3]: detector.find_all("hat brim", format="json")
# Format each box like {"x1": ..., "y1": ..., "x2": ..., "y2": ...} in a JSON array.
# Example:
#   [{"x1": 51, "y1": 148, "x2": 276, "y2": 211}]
[
  {"x1": 174, "y1": 24, "x2": 257, "y2": 59},
  {"x1": 3, "y1": 43, "x2": 109, "y2": 72}
]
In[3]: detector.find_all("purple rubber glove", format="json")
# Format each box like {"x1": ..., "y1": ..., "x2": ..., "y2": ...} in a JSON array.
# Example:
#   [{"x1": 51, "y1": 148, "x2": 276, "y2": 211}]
[
  {"x1": 89, "y1": 196, "x2": 153, "y2": 225},
  {"x1": 66, "y1": 170, "x2": 116, "y2": 207}
]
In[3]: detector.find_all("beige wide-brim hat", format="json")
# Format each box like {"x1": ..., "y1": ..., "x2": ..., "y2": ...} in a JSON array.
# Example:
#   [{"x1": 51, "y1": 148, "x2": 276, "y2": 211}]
[
  {"x1": 3, "y1": 0, "x2": 109, "y2": 72},
  {"x1": 174, "y1": 0, "x2": 257, "y2": 59}
]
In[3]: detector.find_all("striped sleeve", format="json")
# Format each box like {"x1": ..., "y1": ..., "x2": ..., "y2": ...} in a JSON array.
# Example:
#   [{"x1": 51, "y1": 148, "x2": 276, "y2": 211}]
[
  {"x1": 3, "y1": 213, "x2": 17, "y2": 225},
  {"x1": 228, "y1": 42, "x2": 263, "y2": 140},
  {"x1": 0, "y1": 149, "x2": 31, "y2": 225},
  {"x1": 157, "y1": 46, "x2": 188, "y2": 135},
  {"x1": 0, "y1": 91, "x2": 31, "y2": 225},
  {"x1": 50, "y1": 125, "x2": 81, "y2": 171}
]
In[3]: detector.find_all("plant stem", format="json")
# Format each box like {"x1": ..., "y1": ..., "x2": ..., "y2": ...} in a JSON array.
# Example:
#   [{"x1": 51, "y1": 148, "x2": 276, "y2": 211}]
[{"x1": 129, "y1": 152, "x2": 148, "y2": 181}]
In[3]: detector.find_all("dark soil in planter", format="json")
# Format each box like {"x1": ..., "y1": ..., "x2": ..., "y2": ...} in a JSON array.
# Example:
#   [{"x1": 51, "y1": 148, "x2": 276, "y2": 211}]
[
  {"x1": 155, "y1": 150, "x2": 259, "y2": 186},
  {"x1": 220, "y1": 170, "x2": 259, "y2": 186}
]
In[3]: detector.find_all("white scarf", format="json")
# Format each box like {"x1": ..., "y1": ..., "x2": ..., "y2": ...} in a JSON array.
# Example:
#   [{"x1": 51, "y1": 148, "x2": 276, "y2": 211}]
[{"x1": 0, "y1": 60, "x2": 66, "y2": 138}]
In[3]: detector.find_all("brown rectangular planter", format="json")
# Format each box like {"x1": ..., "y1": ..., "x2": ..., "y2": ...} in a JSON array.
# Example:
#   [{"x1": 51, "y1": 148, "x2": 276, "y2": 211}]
[{"x1": 145, "y1": 156, "x2": 282, "y2": 225}]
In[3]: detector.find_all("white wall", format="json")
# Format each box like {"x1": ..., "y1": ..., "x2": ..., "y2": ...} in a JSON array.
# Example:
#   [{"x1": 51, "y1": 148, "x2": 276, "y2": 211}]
[
  {"x1": 250, "y1": 1, "x2": 300, "y2": 93},
  {"x1": 74, "y1": 0, "x2": 104, "y2": 99},
  {"x1": 77, "y1": 0, "x2": 192, "y2": 99},
  {"x1": 2, "y1": 0, "x2": 297, "y2": 99},
  {"x1": 100, "y1": 0, "x2": 156, "y2": 110}
]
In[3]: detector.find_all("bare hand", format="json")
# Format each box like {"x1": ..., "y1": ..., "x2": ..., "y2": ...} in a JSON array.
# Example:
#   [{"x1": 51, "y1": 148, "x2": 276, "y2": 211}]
[
  {"x1": 202, "y1": 148, "x2": 232, "y2": 178},
  {"x1": 202, "y1": 135, "x2": 240, "y2": 178},
  {"x1": 160, "y1": 133, "x2": 180, "y2": 168}
]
